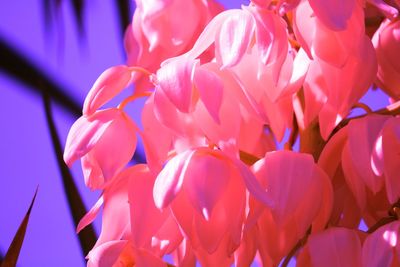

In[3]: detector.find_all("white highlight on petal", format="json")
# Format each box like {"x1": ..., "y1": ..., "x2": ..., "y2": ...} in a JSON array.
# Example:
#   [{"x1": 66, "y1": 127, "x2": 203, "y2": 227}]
[{"x1": 383, "y1": 230, "x2": 397, "y2": 247}]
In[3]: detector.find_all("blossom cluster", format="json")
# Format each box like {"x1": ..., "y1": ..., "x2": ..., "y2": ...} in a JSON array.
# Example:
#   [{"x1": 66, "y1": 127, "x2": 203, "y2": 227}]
[{"x1": 64, "y1": 0, "x2": 400, "y2": 266}]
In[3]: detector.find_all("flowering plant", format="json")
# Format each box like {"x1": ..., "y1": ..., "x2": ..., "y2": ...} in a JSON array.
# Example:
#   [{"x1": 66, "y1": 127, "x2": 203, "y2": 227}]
[{"x1": 64, "y1": 0, "x2": 400, "y2": 266}]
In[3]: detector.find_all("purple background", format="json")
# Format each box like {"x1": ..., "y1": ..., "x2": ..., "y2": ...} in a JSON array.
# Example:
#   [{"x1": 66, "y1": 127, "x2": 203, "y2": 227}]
[{"x1": 0, "y1": 0, "x2": 389, "y2": 266}]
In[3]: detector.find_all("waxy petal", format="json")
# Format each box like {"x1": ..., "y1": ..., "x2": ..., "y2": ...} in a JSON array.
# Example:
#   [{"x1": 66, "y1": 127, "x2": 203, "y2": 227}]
[
  {"x1": 368, "y1": 0, "x2": 398, "y2": 19},
  {"x1": 253, "y1": 151, "x2": 327, "y2": 228},
  {"x1": 156, "y1": 59, "x2": 197, "y2": 113},
  {"x1": 342, "y1": 142, "x2": 367, "y2": 210},
  {"x1": 347, "y1": 115, "x2": 388, "y2": 193},
  {"x1": 194, "y1": 67, "x2": 223, "y2": 124},
  {"x1": 306, "y1": 228, "x2": 362, "y2": 267},
  {"x1": 94, "y1": 171, "x2": 132, "y2": 249},
  {"x1": 83, "y1": 65, "x2": 132, "y2": 115},
  {"x1": 362, "y1": 221, "x2": 400, "y2": 267},
  {"x1": 79, "y1": 110, "x2": 138, "y2": 189},
  {"x1": 216, "y1": 10, "x2": 254, "y2": 68},
  {"x1": 77, "y1": 196, "x2": 104, "y2": 233},
  {"x1": 153, "y1": 150, "x2": 195, "y2": 209},
  {"x1": 128, "y1": 164, "x2": 172, "y2": 248},
  {"x1": 381, "y1": 117, "x2": 400, "y2": 203},
  {"x1": 308, "y1": 0, "x2": 355, "y2": 30},
  {"x1": 87, "y1": 240, "x2": 128, "y2": 267},
  {"x1": 64, "y1": 109, "x2": 121, "y2": 166},
  {"x1": 184, "y1": 150, "x2": 230, "y2": 220}
]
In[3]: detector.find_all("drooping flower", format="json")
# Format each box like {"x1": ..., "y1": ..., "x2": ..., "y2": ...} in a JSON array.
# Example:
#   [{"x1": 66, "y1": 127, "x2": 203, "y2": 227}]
[
  {"x1": 153, "y1": 147, "x2": 273, "y2": 266},
  {"x1": 64, "y1": 108, "x2": 138, "y2": 189},
  {"x1": 297, "y1": 227, "x2": 363, "y2": 267},
  {"x1": 372, "y1": 18, "x2": 400, "y2": 99},
  {"x1": 363, "y1": 220, "x2": 400, "y2": 267},
  {"x1": 124, "y1": 0, "x2": 223, "y2": 91},
  {"x1": 249, "y1": 150, "x2": 333, "y2": 265}
]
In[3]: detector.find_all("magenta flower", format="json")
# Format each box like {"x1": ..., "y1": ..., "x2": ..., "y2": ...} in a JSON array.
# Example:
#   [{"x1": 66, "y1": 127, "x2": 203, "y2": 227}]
[
  {"x1": 64, "y1": 108, "x2": 137, "y2": 189},
  {"x1": 59, "y1": 0, "x2": 400, "y2": 265}
]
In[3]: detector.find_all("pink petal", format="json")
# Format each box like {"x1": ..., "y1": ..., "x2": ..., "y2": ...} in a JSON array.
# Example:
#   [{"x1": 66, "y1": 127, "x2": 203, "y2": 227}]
[
  {"x1": 77, "y1": 196, "x2": 104, "y2": 233},
  {"x1": 134, "y1": 249, "x2": 167, "y2": 267},
  {"x1": 94, "y1": 170, "x2": 132, "y2": 249},
  {"x1": 153, "y1": 150, "x2": 195, "y2": 209},
  {"x1": 347, "y1": 115, "x2": 388, "y2": 193},
  {"x1": 193, "y1": 67, "x2": 223, "y2": 124},
  {"x1": 127, "y1": 164, "x2": 170, "y2": 248},
  {"x1": 249, "y1": 7, "x2": 288, "y2": 67},
  {"x1": 341, "y1": 142, "x2": 367, "y2": 210},
  {"x1": 308, "y1": 0, "x2": 355, "y2": 30},
  {"x1": 293, "y1": 0, "x2": 316, "y2": 59},
  {"x1": 234, "y1": 157, "x2": 275, "y2": 208},
  {"x1": 318, "y1": 126, "x2": 348, "y2": 177},
  {"x1": 193, "y1": 170, "x2": 245, "y2": 254},
  {"x1": 64, "y1": 109, "x2": 120, "y2": 166},
  {"x1": 234, "y1": 226, "x2": 258, "y2": 266},
  {"x1": 87, "y1": 240, "x2": 127, "y2": 267},
  {"x1": 83, "y1": 65, "x2": 132, "y2": 115},
  {"x1": 162, "y1": 10, "x2": 235, "y2": 64},
  {"x1": 80, "y1": 110, "x2": 138, "y2": 189},
  {"x1": 367, "y1": 0, "x2": 399, "y2": 19},
  {"x1": 184, "y1": 150, "x2": 230, "y2": 220},
  {"x1": 216, "y1": 10, "x2": 254, "y2": 68},
  {"x1": 156, "y1": 59, "x2": 197, "y2": 113},
  {"x1": 254, "y1": 151, "x2": 324, "y2": 227},
  {"x1": 141, "y1": 94, "x2": 173, "y2": 169},
  {"x1": 362, "y1": 221, "x2": 400, "y2": 267},
  {"x1": 307, "y1": 228, "x2": 362, "y2": 267},
  {"x1": 382, "y1": 117, "x2": 400, "y2": 203}
]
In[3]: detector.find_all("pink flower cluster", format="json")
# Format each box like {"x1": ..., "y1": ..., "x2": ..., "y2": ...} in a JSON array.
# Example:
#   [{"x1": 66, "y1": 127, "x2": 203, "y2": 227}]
[{"x1": 64, "y1": 0, "x2": 400, "y2": 266}]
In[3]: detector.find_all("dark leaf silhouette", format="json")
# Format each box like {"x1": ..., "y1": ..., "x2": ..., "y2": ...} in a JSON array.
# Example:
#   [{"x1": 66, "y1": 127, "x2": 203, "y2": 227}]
[
  {"x1": 42, "y1": 92, "x2": 97, "y2": 259},
  {"x1": 116, "y1": 0, "x2": 132, "y2": 38},
  {"x1": 0, "y1": 188, "x2": 38, "y2": 267},
  {"x1": 0, "y1": 35, "x2": 81, "y2": 117},
  {"x1": 71, "y1": 0, "x2": 85, "y2": 38},
  {"x1": 43, "y1": 0, "x2": 85, "y2": 39}
]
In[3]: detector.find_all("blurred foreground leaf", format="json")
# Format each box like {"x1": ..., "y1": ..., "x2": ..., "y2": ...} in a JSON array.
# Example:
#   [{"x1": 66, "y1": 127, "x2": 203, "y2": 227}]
[
  {"x1": 0, "y1": 35, "x2": 81, "y2": 117},
  {"x1": 0, "y1": 188, "x2": 38, "y2": 267},
  {"x1": 43, "y1": 93, "x2": 97, "y2": 260},
  {"x1": 43, "y1": 0, "x2": 85, "y2": 39}
]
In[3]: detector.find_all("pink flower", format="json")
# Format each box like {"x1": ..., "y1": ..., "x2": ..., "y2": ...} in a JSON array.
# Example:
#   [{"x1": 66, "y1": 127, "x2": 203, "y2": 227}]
[
  {"x1": 83, "y1": 65, "x2": 134, "y2": 116},
  {"x1": 153, "y1": 147, "x2": 273, "y2": 266},
  {"x1": 80, "y1": 165, "x2": 183, "y2": 266},
  {"x1": 318, "y1": 114, "x2": 400, "y2": 227},
  {"x1": 293, "y1": 0, "x2": 378, "y2": 138},
  {"x1": 124, "y1": 0, "x2": 223, "y2": 91},
  {"x1": 363, "y1": 221, "x2": 400, "y2": 267},
  {"x1": 373, "y1": 18, "x2": 400, "y2": 99},
  {"x1": 297, "y1": 227, "x2": 363, "y2": 267},
  {"x1": 64, "y1": 108, "x2": 138, "y2": 189},
  {"x1": 249, "y1": 150, "x2": 333, "y2": 265}
]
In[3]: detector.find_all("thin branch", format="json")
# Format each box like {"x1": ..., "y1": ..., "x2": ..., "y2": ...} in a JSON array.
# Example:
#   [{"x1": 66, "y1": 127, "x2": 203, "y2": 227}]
[
  {"x1": 330, "y1": 100, "x2": 400, "y2": 140},
  {"x1": 42, "y1": 92, "x2": 97, "y2": 259},
  {"x1": 367, "y1": 200, "x2": 400, "y2": 233},
  {"x1": 0, "y1": 35, "x2": 81, "y2": 117},
  {"x1": 367, "y1": 217, "x2": 397, "y2": 234},
  {"x1": 352, "y1": 102, "x2": 373, "y2": 115}
]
